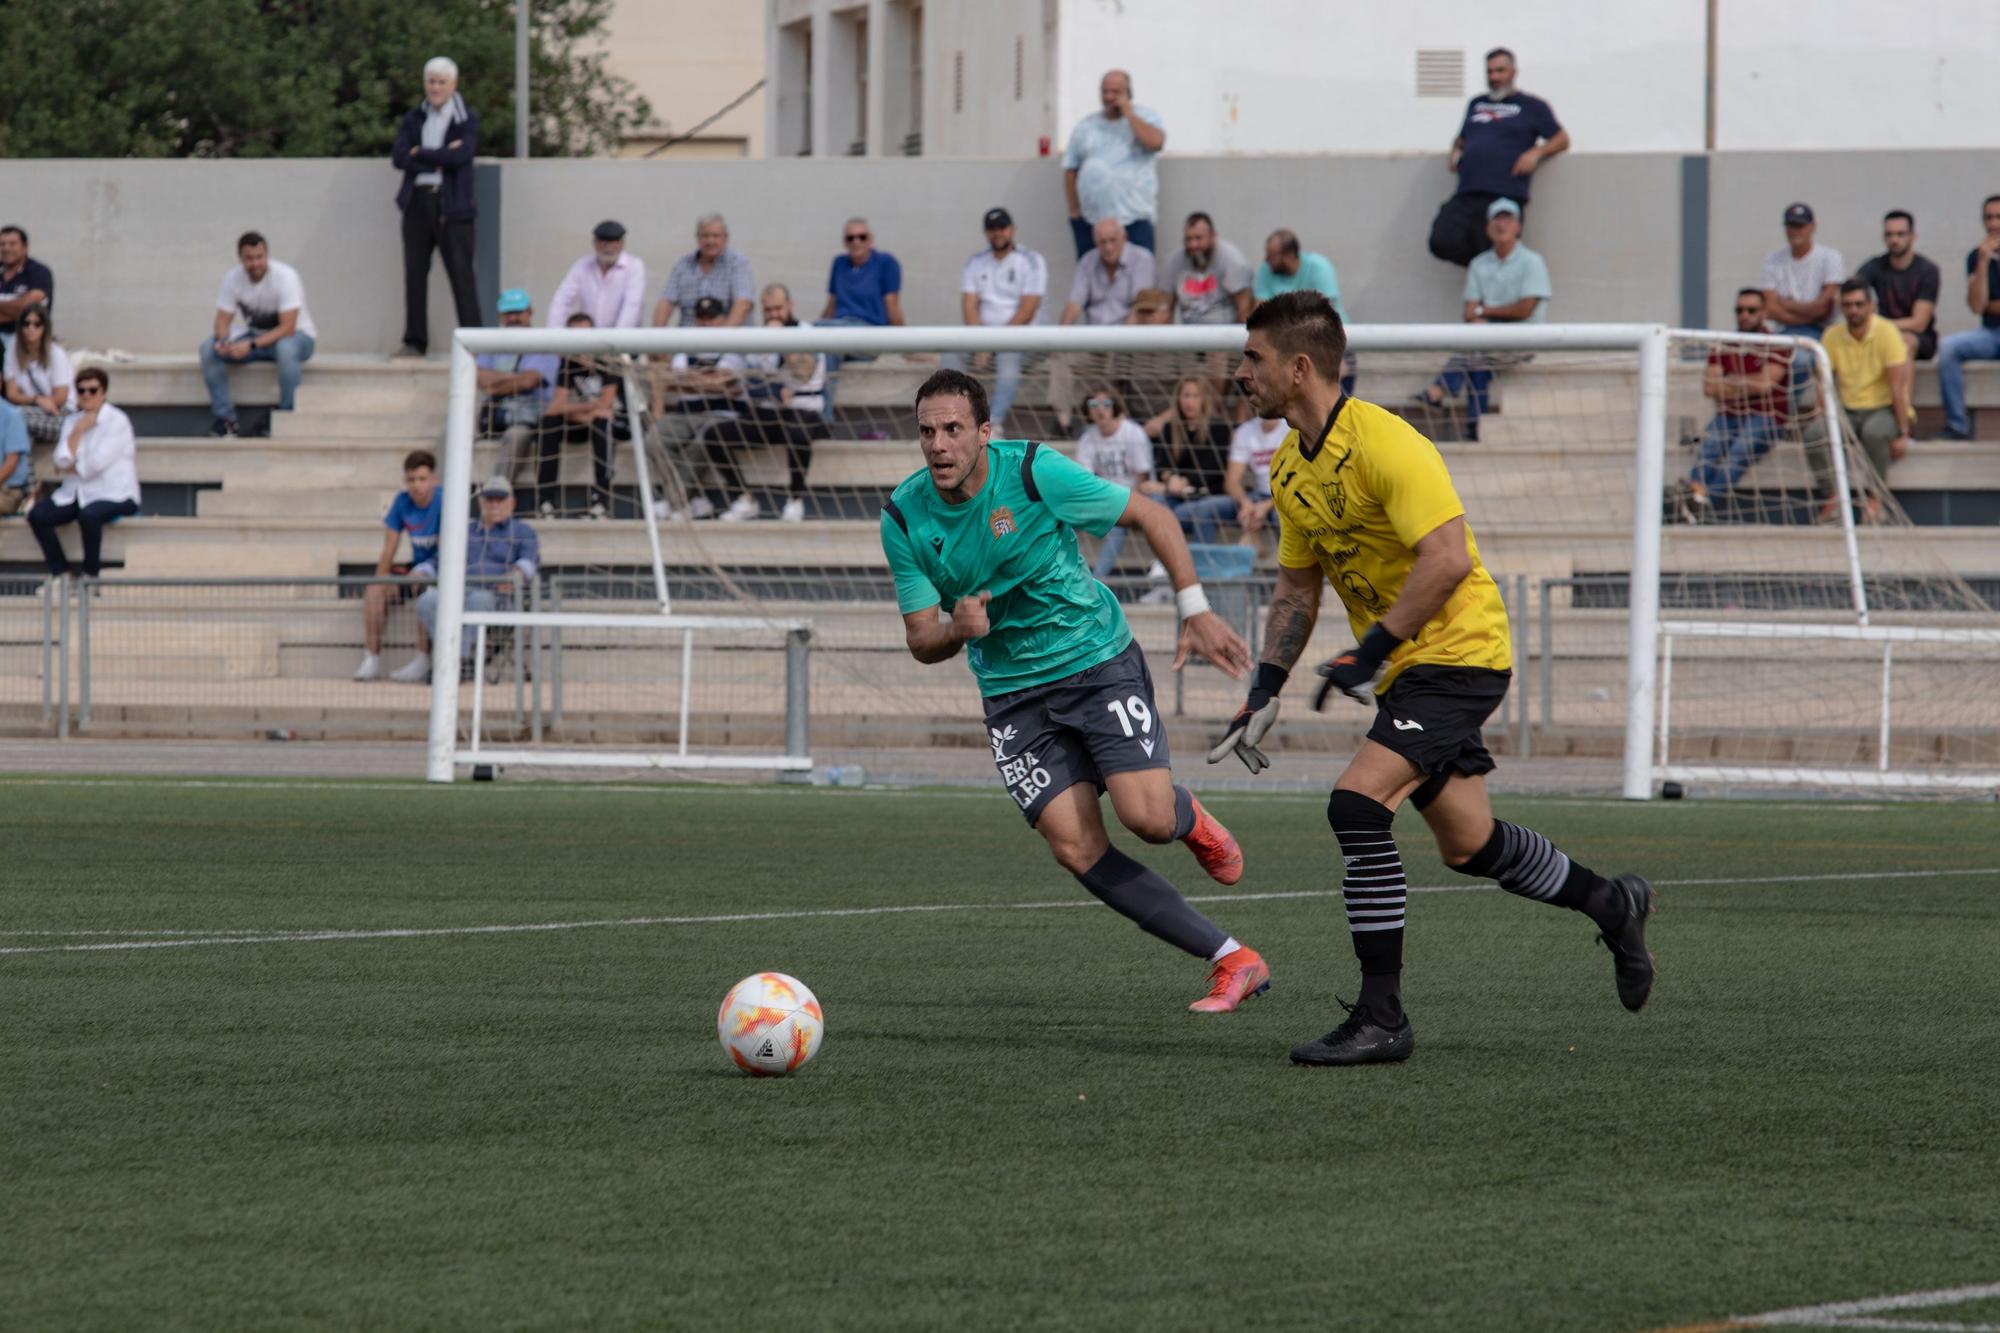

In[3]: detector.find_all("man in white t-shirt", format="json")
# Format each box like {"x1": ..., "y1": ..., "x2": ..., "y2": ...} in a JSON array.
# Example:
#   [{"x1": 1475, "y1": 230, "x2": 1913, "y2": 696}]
[
  {"x1": 1760, "y1": 202, "x2": 1844, "y2": 339},
  {"x1": 1226, "y1": 414, "x2": 1289, "y2": 539},
  {"x1": 199, "y1": 231, "x2": 317, "y2": 436},
  {"x1": 946, "y1": 207, "x2": 1048, "y2": 430}
]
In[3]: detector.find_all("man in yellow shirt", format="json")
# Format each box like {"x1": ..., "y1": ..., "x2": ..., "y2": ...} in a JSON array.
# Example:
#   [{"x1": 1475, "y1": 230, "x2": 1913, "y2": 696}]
[
  {"x1": 1820, "y1": 276, "x2": 1914, "y2": 524},
  {"x1": 1208, "y1": 291, "x2": 1654, "y2": 1066}
]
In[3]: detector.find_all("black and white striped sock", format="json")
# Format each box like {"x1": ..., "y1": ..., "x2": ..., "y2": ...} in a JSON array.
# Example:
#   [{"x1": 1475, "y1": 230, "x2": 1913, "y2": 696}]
[
  {"x1": 1328, "y1": 790, "x2": 1405, "y2": 1021},
  {"x1": 1457, "y1": 820, "x2": 1604, "y2": 913}
]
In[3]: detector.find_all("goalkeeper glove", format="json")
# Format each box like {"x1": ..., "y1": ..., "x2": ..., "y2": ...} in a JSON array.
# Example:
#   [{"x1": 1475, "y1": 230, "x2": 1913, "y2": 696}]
[
  {"x1": 1312, "y1": 624, "x2": 1405, "y2": 711},
  {"x1": 1207, "y1": 662, "x2": 1289, "y2": 775}
]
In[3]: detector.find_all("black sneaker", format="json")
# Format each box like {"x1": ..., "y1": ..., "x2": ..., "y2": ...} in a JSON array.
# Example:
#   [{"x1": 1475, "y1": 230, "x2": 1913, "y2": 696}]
[
  {"x1": 208, "y1": 417, "x2": 239, "y2": 437},
  {"x1": 1596, "y1": 873, "x2": 1656, "y2": 1012},
  {"x1": 1289, "y1": 999, "x2": 1415, "y2": 1066}
]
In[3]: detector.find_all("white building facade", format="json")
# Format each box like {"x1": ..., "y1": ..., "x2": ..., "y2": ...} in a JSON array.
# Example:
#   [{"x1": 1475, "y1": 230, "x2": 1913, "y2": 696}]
[{"x1": 767, "y1": 0, "x2": 2000, "y2": 158}]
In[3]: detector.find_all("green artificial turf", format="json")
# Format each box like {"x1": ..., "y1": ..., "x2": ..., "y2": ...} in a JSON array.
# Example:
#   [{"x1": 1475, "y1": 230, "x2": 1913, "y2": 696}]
[{"x1": 2, "y1": 778, "x2": 1996, "y2": 1331}]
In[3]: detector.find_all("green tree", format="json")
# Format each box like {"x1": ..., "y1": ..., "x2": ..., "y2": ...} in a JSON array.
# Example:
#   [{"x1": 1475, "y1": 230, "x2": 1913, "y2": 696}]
[{"x1": 0, "y1": 0, "x2": 653, "y2": 157}]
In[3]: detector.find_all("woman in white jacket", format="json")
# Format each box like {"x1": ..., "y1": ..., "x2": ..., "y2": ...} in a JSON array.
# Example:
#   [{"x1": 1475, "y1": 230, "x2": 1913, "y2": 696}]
[{"x1": 28, "y1": 366, "x2": 140, "y2": 577}]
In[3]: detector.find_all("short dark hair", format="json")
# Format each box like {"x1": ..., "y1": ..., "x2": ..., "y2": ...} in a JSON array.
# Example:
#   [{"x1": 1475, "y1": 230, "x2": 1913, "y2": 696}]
[
  {"x1": 403, "y1": 449, "x2": 437, "y2": 473},
  {"x1": 1245, "y1": 290, "x2": 1346, "y2": 384},
  {"x1": 75, "y1": 365, "x2": 109, "y2": 392},
  {"x1": 1985, "y1": 194, "x2": 2000, "y2": 211},
  {"x1": 1485, "y1": 47, "x2": 1515, "y2": 65},
  {"x1": 1883, "y1": 210, "x2": 1914, "y2": 228},
  {"x1": 1839, "y1": 276, "x2": 1872, "y2": 298},
  {"x1": 566, "y1": 312, "x2": 594, "y2": 327},
  {"x1": 237, "y1": 230, "x2": 267, "y2": 253},
  {"x1": 913, "y1": 367, "x2": 990, "y2": 426},
  {"x1": 1184, "y1": 211, "x2": 1214, "y2": 231},
  {"x1": 0, "y1": 225, "x2": 25, "y2": 246},
  {"x1": 1737, "y1": 287, "x2": 1763, "y2": 301},
  {"x1": 1269, "y1": 228, "x2": 1301, "y2": 258}
]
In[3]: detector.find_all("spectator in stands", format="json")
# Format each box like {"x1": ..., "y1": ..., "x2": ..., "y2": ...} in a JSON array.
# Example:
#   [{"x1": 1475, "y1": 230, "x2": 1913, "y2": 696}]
[
  {"x1": 0, "y1": 396, "x2": 31, "y2": 517},
  {"x1": 412, "y1": 476, "x2": 539, "y2": 679},
  {"x1": 198, "y1": 231, "x2": 317, "y2": 437},
  {"x1": 1128, "y1": 288, "x2": 1173, "y2": 325},
  {"x1": 1062, "y1": 218, "x2": 1157, "y2": 327},
  {"x1": 1412, "y1": 199, "x2": 1550, "y2": 440},
  {"x1": 815, "y1": 216, "x2": 903, "y2": 421},
  {"x1": 534, "y1": 312, "x2": 619, "y2": 519},
  {"x1": 0, "y1": 226, "x2": 55, "y2": 359},
  {"x1": 1074, "y1": 386, "x2": 1154, "y2": 580},
  {"x1": 547, "y1": 220, "x2": 646, "y2": 330},
  {"x1": 3, "y1": 304, "x2": 73, "y2": 442},
  {"x1": 703, "y1": 288, "x2": 829, "y2": 523},
  {"x1": 1063, "y1": 69, "x2": 1166, "y2": 259},
  {"x1": 355, "y1": 450, "x2": 441, "y2": 683},
  {"x1": 1857, "y1": 211, "x2": 1940, "y2": 362},
  {"x1": 947, "y1": 207, "x2": 1046, "y2": 432},
  {"x1": 477, "y1": 289, "x2": 560, "y2": 491},
  {"x1": 1429, "y1": 48, "x2": 1567, "y2": 267},
  {"x1": 1226, "y1": 413, "x2": 1288, "y2": 543},
  {"x1": 1821, "y1": 278, "x2": 1913, "y2": 524},
  {"x1": 1760, "y1": 203, "x2": 1844, "y2": 338},
  {"x1": 1161, "y1": 213, "x2": 1253, "y2": 325},
  {"x1": 28, "y1": 367, "x2": 137, "y2": 578},
  {"x1": 652, "y1": 214, "x2": 754, "y2": 327},
  {"x1": 1254, "y1": 230, "x2": 1341, "y2": 310},
  {"x1": 391, "y1": 56, "x2": 482, "y2": 359},
  {"x1": 1935, "y1": 194, "x2": 2000, "y2": 441},
  {"x1": 1142, "y1": 376, "x2": 1237, "y2": 544},
  {"x1": 654, "y1": 296, "x2": 755, "y2": 521},
  {"x1": 1674, "y1": 289, "x2": 1791, "y2": 523}
]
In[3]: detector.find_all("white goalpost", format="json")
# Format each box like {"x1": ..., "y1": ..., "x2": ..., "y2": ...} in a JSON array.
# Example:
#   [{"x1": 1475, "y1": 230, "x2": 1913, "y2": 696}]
[{"x1": 424, "y1": 321, "x2": 1998, "y2": 796}]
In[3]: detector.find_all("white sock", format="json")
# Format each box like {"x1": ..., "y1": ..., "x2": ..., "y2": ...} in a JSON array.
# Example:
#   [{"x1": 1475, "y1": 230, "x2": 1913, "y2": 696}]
[{"x1": 1208, "y1": 936, "x2": 1242, "y2": 963}]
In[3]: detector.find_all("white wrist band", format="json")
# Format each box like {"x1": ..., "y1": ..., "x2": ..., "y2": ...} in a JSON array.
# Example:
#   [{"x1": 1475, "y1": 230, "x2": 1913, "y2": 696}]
[{"x1": 1176, "y1": 584, "x2": 1212, "y2": 620}]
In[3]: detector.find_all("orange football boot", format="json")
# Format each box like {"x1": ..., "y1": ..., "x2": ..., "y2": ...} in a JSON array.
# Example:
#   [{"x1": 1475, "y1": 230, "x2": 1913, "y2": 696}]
[
  {"x1": 1188, "y1": 946, "x2": 1271, "y2": 1013},
  {"x1": 1183, "y1": 795, "x2": 1244, "y2": 886}
]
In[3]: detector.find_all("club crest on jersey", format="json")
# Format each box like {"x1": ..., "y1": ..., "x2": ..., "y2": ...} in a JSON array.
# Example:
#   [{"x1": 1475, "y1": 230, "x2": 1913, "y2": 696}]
[
  {"x1": 989, "y1": 506, "x2": 1017, "y2": 537},
  {"x1": 1320, "y1": 479, "x2": 1347, "y2": 519}
]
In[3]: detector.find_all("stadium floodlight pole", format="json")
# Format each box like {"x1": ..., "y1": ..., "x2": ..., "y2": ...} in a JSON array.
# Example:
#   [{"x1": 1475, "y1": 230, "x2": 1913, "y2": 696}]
[
  {"x1": 427, "y1": 341, "x2": 481, "y2": 783},
  {"x1": 515, "y1": 1, "x2": 530, "y2": 160}
]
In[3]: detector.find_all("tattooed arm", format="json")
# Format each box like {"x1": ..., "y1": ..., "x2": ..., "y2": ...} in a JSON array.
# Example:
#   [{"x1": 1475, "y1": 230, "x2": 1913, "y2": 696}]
[{"x1": 1262, "y1": 561, "x2": 1325, "y2": 670}]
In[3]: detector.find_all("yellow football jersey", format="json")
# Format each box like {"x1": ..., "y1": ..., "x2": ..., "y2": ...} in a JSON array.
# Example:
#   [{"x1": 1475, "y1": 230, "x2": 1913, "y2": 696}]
[{"x1": 1271, "y1": 396, "x2": 1511, "y2": 689}]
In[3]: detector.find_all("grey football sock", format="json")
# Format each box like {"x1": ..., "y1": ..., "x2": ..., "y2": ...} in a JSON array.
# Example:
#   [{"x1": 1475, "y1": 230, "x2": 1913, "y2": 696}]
[
  {"x1": 1076, "y1": 847, "x2": 1229, "y2": 960},
  {"x1": 1171, "y1": 784, "x2": 1197, "y2": 841}
]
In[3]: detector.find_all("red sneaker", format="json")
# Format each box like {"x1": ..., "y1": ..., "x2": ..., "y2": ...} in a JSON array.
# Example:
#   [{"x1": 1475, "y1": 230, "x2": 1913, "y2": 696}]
[
  {"x1": 1183, "y1": 795, "x2": 1243, "y2": 886},
  {"x1": 1189, "y1": 946, "x2": 1272, "y2": 1013}
]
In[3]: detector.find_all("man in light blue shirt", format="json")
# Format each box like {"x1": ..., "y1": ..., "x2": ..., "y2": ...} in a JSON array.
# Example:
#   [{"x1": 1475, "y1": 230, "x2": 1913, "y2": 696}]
[
  {"x1": 1413, "y1": 198, "x2": 1551, "y2": 440},
  {"x1": 1062, "y1": 69, "x2": 1166, "y2": 259},
  {"x1": 1253, "y1": 230, "x2": 1342, "y2": 312},
  {"x1": 0, "y1": 396, "x2": 29, "y2": 514}
]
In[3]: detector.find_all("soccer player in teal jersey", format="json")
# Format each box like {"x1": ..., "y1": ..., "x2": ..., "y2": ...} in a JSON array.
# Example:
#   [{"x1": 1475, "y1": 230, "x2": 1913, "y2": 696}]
[{"x1": 880, "y1": 368, "x2": 1274, "y2": 1012}]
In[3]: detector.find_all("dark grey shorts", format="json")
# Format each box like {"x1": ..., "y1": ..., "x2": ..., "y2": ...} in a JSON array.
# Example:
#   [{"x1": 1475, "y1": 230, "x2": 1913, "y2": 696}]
[{"x1": 980, "y1": 640, "x2": 1171, "y2": 826}]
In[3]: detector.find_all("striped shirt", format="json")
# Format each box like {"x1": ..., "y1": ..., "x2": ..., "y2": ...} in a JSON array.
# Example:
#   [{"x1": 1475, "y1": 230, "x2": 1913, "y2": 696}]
[{"x1": 658, "y1": 247, "x2": 756, "y2": 324}]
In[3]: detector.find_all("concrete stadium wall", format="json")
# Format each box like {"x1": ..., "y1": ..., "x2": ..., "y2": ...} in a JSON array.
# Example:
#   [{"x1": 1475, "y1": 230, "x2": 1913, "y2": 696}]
[
  {"x1": 6, "y1": 150, "x2": 1993, "y2": 354},
  {"x1": 1708, "y1": 150, "x2": 2000, "y2": 341}
]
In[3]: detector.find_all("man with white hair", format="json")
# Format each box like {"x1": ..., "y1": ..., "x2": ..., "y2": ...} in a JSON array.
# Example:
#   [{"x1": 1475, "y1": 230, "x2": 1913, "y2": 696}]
[
  {"x1": 391, "y1": 56, "x2": 483, "y2": 358},
  {"x1": 651, "y1": 215, "x2": 755, "y2": 328}
]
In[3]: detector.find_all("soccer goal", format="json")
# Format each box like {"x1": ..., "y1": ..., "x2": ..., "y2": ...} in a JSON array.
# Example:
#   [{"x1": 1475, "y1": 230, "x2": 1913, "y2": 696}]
[{"x1": 426, "y1": 321, "x2": 1999, "y2": 796}]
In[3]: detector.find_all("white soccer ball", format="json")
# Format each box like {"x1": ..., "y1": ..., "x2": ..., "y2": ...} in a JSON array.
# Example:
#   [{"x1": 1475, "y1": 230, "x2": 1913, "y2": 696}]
[{"x1": 718, "y1": 972, "x2": 824, "y2": 1077}]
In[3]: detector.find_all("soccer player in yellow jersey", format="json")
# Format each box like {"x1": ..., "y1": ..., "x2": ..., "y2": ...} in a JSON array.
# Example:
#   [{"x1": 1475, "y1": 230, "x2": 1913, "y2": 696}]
[{"x1": 1209, "y1": 291, "x2": 1655, "y2": 1066}]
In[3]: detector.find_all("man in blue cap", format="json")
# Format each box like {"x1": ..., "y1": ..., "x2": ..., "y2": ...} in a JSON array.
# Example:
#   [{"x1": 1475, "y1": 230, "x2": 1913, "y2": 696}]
[
  {"x1": 475, "y1": 288, "x2": 560, "y2": 487},
  {"x1": 1413, "y1": 198, "x2": 1552, "y2": 440}
]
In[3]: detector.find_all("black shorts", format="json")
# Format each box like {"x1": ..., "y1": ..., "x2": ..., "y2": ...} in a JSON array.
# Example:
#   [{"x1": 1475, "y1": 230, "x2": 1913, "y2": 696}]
[
  {"x1": 1367, "y1": 665, "x2": 1511, "y2": 784},
  {"x1": 1914, "y1": 328, "x2": 1938, "y2": 361},
  {"x1": 980, "y1": 640, "x2": 1171, "y2": 825}
]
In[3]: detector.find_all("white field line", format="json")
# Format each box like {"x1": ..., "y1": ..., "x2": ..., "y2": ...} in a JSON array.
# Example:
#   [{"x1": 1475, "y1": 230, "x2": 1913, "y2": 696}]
[
  {"x1": 1, "y1": 867, "x2": 1993, "y2": 959},
  {"x1": 1738, "y1": 1279, "x2": 2000, "y2": 1328},
  {"x1": 0, "y1": 775, "x2": 1926, "y2": 814}
]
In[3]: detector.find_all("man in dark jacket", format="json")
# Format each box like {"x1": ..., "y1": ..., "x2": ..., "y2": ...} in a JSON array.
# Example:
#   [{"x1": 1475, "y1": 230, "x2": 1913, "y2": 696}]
[{"x1": 391, "y1": 56, "x2": 483, "y2": 357}]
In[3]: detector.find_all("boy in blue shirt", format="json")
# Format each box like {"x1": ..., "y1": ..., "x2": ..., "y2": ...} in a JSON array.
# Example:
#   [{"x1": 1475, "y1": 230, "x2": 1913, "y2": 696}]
[{"x1": 355, "y1": 449, "x2": 441, "y2": 682}]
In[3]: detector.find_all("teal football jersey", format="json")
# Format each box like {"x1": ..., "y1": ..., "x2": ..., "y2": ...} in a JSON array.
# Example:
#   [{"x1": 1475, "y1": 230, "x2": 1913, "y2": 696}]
[{"x1": 880, "y1": 439, "x2": 1134, "y2": 696}]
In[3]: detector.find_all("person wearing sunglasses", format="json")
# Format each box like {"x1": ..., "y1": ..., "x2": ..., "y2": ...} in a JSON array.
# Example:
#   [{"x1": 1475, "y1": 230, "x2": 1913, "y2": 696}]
[
  {"x1": 28, "y1": 367, "x2": 139, "y2": 579},
  {"x1": 815, "y1": 217, "x2": 903, "y2": 423},
  {"x1": 2, "y1": 303, "x2": 73, "y2": 442},
  {"x1": 1673, "y1": 289, "x2": 1791, "y2": 524}
]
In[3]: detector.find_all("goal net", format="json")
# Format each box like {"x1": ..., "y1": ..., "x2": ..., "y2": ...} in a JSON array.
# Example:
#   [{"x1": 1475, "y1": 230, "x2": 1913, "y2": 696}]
[{"x1": 427, "y1": 323, "x2": 1998, "y2": 796}]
